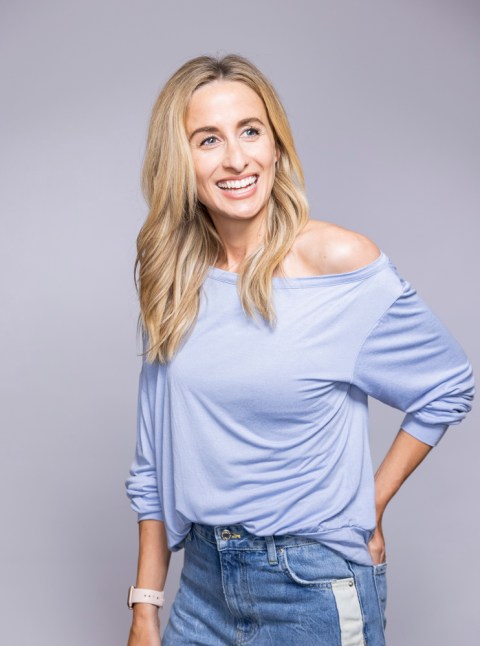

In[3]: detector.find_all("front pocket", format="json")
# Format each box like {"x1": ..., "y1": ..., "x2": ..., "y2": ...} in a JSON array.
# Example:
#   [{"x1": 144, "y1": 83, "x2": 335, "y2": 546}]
[
  {"x1": 279, "y1": 543, "x2": 366, "y2": 645},
  {"x1": 281, "y1": 541, "x2": 354, "y2": 586}
]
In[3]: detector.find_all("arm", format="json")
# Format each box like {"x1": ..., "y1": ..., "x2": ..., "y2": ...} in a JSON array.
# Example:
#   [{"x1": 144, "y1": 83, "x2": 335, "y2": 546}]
[
  {"x1": 128, "y1": 520, "x2": 171, "y2": 641},
  {"x1": 351, "y1": 271, "x2": 474, "y2": 563},
  {"x1": 353, "y1": 276, "x2": 474, "y2": 447},
  {"x1": 368, "y1": 429, "x2": 433, "y2": 564},
  {"x1": 125, "y1": 351, "x2": 169, "y2": 642}
]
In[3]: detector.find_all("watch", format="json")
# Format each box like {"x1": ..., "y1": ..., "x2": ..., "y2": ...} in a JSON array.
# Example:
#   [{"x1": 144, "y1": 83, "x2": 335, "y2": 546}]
[{"x1": 127, "y1": 585, "x2": 165, "y2": 608}]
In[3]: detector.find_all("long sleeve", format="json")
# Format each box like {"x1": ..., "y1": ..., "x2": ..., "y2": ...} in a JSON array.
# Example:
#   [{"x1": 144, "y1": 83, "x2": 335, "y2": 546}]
[
  {"x1": 124, "y1": 353, "x2": 164, "y2": 522},
  {"x1": 352, "y1": 275, "x2": 475, "y2": 447}
]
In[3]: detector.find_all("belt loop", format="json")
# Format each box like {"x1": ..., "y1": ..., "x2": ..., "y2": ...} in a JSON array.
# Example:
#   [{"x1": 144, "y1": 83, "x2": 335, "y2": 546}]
[{"x1": 265, "y1": 535, "x2": 278, "y2": 564}]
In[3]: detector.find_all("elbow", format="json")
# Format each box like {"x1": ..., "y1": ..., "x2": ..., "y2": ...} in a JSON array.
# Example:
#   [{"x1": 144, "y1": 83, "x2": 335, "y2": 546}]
[
  {"x1": 402, "y1": 366, "x2": 475, "y2": 445},
  {"x1": 436, "y1": 360, "x2": 475, "y2": 424},
  {"x1": 451, "y1": 363, "x2": 475, "y2": 419}
]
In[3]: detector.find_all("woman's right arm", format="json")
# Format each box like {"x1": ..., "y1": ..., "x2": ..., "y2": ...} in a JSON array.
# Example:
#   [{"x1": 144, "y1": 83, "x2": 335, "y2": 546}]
[
  {"x1": 125, "y1": 348, "x2": 170, "y2": 644},
  {"x1": 127, "y1": 520, "x2": 171, "y2": 646}
]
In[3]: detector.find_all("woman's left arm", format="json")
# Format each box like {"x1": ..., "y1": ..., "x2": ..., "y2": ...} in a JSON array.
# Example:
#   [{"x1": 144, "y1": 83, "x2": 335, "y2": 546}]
[
  {"x1": 351, "y1": 269, "x2": 475, "y2": 564},
  {"x1": 368, "y1": 429, "x2": 433, "y2": 564}
]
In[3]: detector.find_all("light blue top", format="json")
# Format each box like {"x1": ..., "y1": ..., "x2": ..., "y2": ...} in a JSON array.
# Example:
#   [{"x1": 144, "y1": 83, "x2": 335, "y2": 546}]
[{"x1": 125, "y1": 252, "x2": 474, "y2": 565}]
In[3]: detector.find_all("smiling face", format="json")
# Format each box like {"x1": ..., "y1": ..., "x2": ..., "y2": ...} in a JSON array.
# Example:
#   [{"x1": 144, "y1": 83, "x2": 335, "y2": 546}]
[{"x1": 185, "y1": 80, "x2": 280, "y2": 225}]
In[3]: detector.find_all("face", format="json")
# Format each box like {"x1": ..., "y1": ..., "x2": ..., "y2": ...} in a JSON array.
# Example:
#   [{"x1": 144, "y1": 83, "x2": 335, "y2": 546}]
[{"x1": 185, "y1": 80, "x2": 280, "y2": 224}]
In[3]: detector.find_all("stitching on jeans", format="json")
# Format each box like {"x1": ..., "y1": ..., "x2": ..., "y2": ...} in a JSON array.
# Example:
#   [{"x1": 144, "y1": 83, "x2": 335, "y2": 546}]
[
  {"x1": 372, "y1": 565, "x2": 387, "y2": 638},
  {"x1": 236, "y1": 552, "x2": 260, "y2": 645}
]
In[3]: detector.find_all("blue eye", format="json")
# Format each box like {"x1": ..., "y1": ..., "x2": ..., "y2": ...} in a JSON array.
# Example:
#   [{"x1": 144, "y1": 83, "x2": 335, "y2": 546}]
[
  {"x1": 200, "y1": 135, "x2": 218, "y2": 146},
  {"x1": 243, "y1": 127, "x2": 260, "y2": 137}
]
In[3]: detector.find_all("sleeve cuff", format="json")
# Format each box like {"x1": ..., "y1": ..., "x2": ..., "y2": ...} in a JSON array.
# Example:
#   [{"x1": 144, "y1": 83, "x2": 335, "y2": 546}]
[
  {"x1": 400, "y1": 413, "x2": 449, "y2": 447},
  {"x1": 137, "y1": 511, "x2": 165, "y2": 522}
]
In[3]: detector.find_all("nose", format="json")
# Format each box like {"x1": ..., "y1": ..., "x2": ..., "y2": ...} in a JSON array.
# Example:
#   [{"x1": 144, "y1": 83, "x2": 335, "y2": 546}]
[{"x1": 222, "y1": 139, "x2": 248, "y2": 172}]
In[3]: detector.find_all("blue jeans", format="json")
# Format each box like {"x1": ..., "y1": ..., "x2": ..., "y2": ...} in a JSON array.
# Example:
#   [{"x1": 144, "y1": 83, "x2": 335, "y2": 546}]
[{"x1": 162, "y1": 523, "x2": 387, "y2": 645}]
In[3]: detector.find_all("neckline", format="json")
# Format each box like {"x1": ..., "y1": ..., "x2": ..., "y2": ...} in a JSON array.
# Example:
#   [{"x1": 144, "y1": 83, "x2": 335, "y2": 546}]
[{"x1": 206, "y1": 251, "x2": 389, "y2": 288}]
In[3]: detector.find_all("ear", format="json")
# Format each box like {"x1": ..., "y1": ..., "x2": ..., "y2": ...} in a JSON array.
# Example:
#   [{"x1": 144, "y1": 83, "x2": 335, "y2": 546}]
[{"x1": 275, "y1": 145, "x2": 281, "y2": 163}]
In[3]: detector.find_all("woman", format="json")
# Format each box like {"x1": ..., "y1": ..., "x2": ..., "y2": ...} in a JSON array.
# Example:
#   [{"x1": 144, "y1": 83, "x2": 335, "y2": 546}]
[{"x1": 125, "y1": 54, "x2": 474, "y2": 645}]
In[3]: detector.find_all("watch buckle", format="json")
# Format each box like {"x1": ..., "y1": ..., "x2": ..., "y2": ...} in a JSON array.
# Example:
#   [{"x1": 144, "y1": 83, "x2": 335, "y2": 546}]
[{"x1": 127, "y1": 585, "x2": 135, "y2": 608}]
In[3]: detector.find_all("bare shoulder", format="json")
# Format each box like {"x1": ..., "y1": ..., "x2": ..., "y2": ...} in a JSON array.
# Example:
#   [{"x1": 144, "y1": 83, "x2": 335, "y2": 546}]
[{"x1": 291, "y1": 219, "x2": 381, "y2": 276}]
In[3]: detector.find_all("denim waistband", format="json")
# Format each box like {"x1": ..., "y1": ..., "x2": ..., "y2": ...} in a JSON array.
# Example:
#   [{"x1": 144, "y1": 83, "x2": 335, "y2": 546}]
[{"x1": 191, "y1": 522, "x2": 319, "y2": 551}]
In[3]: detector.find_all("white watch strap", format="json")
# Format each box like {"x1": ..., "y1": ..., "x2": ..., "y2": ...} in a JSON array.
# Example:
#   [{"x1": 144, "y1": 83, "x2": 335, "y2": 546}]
[{"x1": 127, "y1": 585, "x2": 165, "y2": 608}]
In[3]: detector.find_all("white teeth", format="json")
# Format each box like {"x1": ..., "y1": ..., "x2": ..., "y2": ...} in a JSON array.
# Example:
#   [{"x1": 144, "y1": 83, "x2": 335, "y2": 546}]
[{"x1": 217, "y1": 175, "x2": 257, "y2": 190}]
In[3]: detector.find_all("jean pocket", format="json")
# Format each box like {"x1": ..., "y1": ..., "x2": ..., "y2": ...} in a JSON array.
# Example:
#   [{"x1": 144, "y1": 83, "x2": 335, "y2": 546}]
[
  {"x1": 280, "y1": 541, "x2": 353, "y2": 587},
  {"x1": 373, "y1": 562, "x2": 388, "y2": 630},
  {"x1": 279, "y1": 542, "x2": 365, "y2": 644}
]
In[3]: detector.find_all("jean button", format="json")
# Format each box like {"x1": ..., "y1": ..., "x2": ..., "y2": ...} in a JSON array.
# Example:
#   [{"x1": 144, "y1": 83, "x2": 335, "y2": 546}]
[{"x1": 221, "y1": 529, "x2": 232, "y2": 540}]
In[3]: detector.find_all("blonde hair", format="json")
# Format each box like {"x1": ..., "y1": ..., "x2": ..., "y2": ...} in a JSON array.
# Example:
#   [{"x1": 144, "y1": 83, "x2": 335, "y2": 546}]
[{"x1": 136, "y1": 54, "x2": 310, "y2": 363}]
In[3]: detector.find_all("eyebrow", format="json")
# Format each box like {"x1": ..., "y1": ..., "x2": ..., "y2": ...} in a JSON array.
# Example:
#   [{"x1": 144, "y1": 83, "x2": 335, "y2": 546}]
[{"x1": 188, "y1": 117, "x2": 265, "y2": 141}]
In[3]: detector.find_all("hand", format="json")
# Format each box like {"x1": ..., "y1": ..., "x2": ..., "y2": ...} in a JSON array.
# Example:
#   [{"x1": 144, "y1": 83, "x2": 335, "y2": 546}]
[
  {"x1": 127, "y1": 605, "x2": 161, "y2": 646},
  {"x1": 368, "y1": 520, "x2": 387, "y2": 566}
]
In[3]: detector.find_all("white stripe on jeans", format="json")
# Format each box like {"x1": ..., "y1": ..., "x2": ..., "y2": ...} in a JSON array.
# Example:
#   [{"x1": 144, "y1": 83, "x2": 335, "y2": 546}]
[{"x1": 331, "y1": 577, "x2": 365, "y2": 646}]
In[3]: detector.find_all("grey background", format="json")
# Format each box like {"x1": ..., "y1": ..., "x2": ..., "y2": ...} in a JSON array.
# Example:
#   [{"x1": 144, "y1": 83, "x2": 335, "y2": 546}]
[{"x1": 1, "y1": 1, "x2": 478, "y2": 644}]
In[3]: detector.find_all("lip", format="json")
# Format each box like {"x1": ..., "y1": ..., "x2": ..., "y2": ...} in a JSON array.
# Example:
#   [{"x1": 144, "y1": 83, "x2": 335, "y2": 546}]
[{"x1": 216, "y1": 173, "x2": 259, "y2": 184}]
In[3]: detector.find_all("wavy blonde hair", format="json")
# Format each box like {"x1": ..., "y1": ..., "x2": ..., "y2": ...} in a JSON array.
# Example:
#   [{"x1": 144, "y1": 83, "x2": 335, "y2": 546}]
[{"x1": 136, "y1": 54, "x2": 310, "y2": 363}]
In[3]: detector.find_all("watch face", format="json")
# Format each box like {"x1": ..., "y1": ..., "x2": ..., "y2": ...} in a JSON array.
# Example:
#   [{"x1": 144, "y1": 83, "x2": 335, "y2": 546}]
[{"x1": 127, "y1": 585, "x2": 134, "y2": 608}]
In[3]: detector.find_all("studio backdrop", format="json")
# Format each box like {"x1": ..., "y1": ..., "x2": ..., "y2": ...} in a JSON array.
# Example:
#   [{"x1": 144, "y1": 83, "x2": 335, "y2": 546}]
[{"x1": 1, "y1": 1, "x2": 478, "y2": 645}]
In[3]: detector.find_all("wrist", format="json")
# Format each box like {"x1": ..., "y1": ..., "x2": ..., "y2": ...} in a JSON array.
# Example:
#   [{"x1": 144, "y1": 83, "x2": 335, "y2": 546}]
[
  {"x1": 132, "y1": 603, "x2": 160, "y2": 623},
  {"x1": 128, "y1": 585, "x2": 164, "y2": 609},
  {"x1": 375, "y1": 501, "x2": 386, "y2": 523},
  {"x1": 374, "y1": 483, "x2": 392, "y2": 521}
]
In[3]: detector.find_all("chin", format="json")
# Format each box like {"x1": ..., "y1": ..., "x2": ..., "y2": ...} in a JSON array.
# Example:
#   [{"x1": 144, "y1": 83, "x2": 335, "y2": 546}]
[{"x1": 222, "y1": 206, "x2": 266, "y2": 220}]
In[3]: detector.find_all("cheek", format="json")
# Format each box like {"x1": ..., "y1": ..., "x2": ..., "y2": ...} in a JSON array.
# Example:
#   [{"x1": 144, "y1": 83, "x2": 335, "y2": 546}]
[
  {"x1": 193, "y1": 165, "x2": 210, "y2": 197},
  {"x1": 193, "y1": 165, "x2": 217, "y2": 207},
  {"x1": 193, "y1": 155, "x2": 217, "y2": 188},
  {"x1": 195, "y1": 180, "x2": 212, "y2": 206},
  {"x1": 259, "y1": 144, "x2": 278, "y2": 171}
]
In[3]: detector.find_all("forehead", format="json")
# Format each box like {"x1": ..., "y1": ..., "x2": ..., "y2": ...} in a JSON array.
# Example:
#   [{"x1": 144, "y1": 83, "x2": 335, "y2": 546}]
[{"x1": 185, "y1": 80, "x2": 268, "y2": 130}]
